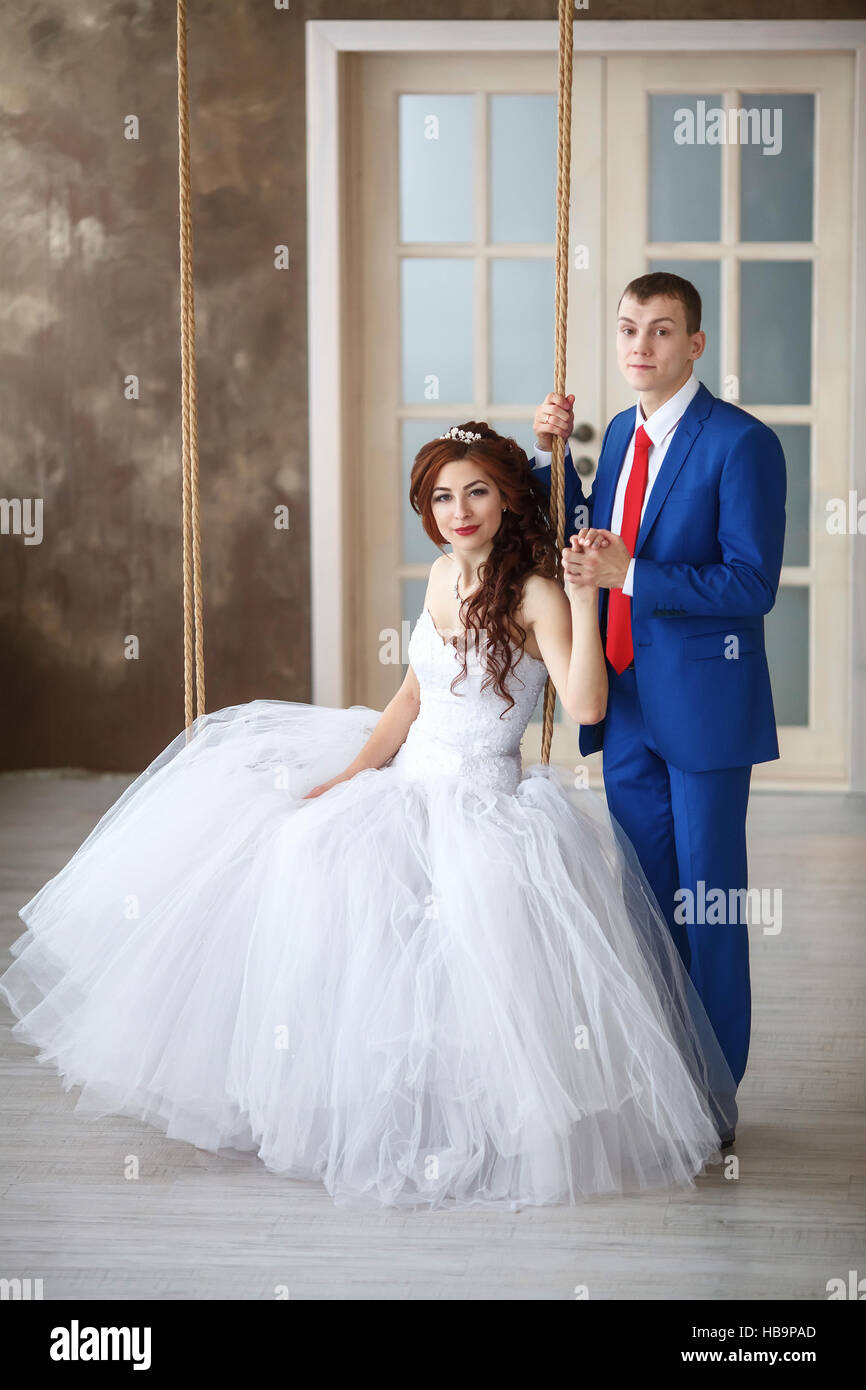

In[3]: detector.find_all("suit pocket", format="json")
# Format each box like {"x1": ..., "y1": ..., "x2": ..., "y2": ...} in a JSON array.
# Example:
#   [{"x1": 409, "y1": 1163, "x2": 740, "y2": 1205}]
[
  {"x1": 664, "y1": 488, "x2": 706, "y2": 503},
  {"x1": 684, "y1": 629, "x2": 759, "y2": 660}
]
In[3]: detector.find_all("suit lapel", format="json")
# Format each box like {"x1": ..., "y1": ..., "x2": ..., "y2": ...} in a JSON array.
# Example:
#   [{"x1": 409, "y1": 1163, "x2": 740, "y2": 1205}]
[
  {"x1": 593, "y1": 414, "x2": 632, "y2": 530},
  {"x1": 633, "y1": 383, "x2": 713, "y2": 555},
  {"x1": 592, "y1": 418, "x2": 632, "y2": 639}
]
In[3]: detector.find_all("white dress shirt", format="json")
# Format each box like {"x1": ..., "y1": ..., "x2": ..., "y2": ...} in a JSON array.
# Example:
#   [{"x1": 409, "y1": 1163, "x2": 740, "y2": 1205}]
[{"x1": 533, "y1": 372, "x2": 700, "y2": 596}]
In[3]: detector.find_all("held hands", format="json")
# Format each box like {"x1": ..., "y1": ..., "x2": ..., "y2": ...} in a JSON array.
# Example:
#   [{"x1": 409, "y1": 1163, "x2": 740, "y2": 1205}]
[
  {"x1": 533, "y1": 392, "x2": 575, "y2": 451},
  {"x1": 562, "y1": 529, "x2": 632, "y2": 593}
]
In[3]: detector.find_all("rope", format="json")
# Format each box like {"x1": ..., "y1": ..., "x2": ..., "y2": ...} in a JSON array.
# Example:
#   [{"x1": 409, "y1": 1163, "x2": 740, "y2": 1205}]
[
  {"x1": 540, "y1": 0, "x2": 573, "y2": 764},
  {"x1": 177, "y1": 0, "x2": 205, "y2": 732}
]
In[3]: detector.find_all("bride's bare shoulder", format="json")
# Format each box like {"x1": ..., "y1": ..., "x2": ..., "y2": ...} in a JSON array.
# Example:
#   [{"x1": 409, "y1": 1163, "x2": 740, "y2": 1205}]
[
  {"x1": 427, "y1": 552, "x2": 453, "y2": 590},
  {"x1": 516, "y1": 571, "x2": 569, "y2": 661},
  {"x1": 520, "y1": 570, "x2": 568, "y2": 619}
]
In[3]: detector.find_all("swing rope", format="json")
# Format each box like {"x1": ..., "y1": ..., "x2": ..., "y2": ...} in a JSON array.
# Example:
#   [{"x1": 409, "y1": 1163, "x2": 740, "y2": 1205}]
[
  {"x1": 173, "y1": 2, "x2": 569, "y2": 748},
  {"x1": 540, "y1": 0, "x2": 573, "y2": 765},
  {"x1": 177, "y1": 0, "x2": 205, "y2": 730}
]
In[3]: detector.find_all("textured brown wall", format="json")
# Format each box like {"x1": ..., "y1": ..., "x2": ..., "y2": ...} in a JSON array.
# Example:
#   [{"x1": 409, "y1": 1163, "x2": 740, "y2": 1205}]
[{"x1": 1, "y1": 0, "x2": 864, "y2": 772}]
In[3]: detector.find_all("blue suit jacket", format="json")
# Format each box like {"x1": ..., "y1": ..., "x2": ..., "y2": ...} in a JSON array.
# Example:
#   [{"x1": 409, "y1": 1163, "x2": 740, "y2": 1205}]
[{"x1": 531, "y1": 381, "x2": 787, "y2": 772}]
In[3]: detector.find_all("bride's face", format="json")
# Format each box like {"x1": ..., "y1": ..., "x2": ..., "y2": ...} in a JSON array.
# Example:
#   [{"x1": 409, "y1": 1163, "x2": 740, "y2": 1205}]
[{"x1": 430, "y1": 460, "x2": 505, "y2": 550}]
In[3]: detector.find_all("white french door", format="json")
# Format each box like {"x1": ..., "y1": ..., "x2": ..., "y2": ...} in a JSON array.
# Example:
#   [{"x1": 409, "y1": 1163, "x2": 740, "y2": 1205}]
[{"x1": 345, "y1": 47, "x2": 854, "y2": 788}]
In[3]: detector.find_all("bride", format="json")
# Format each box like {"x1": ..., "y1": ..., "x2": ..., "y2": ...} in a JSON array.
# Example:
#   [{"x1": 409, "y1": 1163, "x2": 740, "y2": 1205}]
[{"x1": 0, "y1": 422, "x2": 737, "y2": 1212}]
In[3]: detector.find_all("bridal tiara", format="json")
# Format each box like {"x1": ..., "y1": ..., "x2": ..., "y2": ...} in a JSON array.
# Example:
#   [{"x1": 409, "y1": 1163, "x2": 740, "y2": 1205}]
[{"x1": 439, "y1": 426, "x2": 482, "y2": 443}]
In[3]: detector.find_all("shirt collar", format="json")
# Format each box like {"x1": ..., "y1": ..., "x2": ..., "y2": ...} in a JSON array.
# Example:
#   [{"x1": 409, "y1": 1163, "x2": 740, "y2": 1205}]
[{"x1": 635, "y1": 372, "x2": 700, "y2": 447}]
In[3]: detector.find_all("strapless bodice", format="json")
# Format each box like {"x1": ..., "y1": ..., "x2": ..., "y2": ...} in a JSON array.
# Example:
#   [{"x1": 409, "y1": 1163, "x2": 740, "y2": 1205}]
[{"x1": 389, "y1": 607, "x2": 548, "y2": 794}]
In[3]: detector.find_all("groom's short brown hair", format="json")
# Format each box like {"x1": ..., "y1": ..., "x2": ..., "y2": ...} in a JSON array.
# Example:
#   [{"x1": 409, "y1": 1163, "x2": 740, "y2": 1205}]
[{"x1": 618, "y1": 272, "x2": 702, "y2": 336}]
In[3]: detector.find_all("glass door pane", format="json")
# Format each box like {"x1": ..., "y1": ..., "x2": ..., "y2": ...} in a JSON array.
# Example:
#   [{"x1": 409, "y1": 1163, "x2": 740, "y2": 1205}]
[
  {"x1": 489, "y1": 95, "x2": 558, "y2": 243},
  {"x1": 489, "y1": 258, "x2": 554, "y2": 405},
  {"x1": 648, "y1": 94, "x2": 723, "y2": 243},
  {"x1": 739, "y1": 260, "x2": 812, "y2": 405},
  {"x1": 740, "y1": 94, "x2": 814, "y2": 243},
  {"x1": 401, "y1": 259, "x2": 475, "y2": 403},
  {"x1": 399, "y1": 95, "x2": 475, "y2": 244}
]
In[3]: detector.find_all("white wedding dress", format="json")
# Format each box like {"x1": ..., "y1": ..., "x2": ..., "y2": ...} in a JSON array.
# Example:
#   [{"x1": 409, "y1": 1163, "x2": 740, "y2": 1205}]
[{"x1": 0, "y1": 605, "x2": 737, "y2": 1211}]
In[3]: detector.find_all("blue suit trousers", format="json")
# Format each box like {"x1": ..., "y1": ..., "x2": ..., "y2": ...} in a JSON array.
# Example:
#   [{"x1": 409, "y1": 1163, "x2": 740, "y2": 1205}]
[{"x1": 601, "y1": 662, "x2": 753, "y2": 1085}]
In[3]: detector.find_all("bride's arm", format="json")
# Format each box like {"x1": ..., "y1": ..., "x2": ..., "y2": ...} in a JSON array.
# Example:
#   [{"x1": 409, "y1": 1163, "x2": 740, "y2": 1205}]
[
  {"x1": 345, "y1": 667, "x2": 421, "y2": 775},
  {"x1": 524, "y1": 567, "x2": 608, "y2": 727},
  {"x1": 306, "y1": 559, "x2": 453, "y2": 799},
  {"x1": 304, "y1": 667, "x2": 420, "y2": 799}
]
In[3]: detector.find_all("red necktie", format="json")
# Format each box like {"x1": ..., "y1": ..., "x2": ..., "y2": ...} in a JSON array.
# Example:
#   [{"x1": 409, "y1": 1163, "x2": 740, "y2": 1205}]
[{"x1": 605, "y1": 424, "x2": 651, "y2": 674}]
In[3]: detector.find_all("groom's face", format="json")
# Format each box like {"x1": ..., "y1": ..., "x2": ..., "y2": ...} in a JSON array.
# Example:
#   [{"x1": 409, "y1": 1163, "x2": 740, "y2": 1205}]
[{"x1": 615, "y1": 293, "x2": 705, "y2": 397}]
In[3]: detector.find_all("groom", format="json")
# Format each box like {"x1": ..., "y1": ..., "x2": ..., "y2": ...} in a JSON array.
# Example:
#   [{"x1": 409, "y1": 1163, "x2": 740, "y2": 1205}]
[{"x1": 531, "y1": 271, "x2": 787, "y2": 1107}]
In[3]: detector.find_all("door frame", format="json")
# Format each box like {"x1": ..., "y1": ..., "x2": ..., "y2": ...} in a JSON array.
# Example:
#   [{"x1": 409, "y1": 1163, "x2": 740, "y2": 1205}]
[{"x1": 306, "y1": 19, "x2": 866, "y2": 791}]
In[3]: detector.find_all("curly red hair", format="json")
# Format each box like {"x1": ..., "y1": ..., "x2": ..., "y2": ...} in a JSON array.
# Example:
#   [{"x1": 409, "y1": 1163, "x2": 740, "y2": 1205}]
[{"x1": 409, "y1": 422, "x2": 560, "y2": 716}]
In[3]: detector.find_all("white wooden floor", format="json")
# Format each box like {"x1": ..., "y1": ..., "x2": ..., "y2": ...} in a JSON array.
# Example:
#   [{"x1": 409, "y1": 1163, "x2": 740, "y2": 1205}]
[{"x1": 1, "y1": 772, "x2": 863, "y2": 1301}]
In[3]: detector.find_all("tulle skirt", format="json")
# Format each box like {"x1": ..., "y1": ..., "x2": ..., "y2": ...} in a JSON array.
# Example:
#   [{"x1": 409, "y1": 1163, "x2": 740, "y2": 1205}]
[{"x1": 0, "y1": 699, "x2": 737, "y2": 1211}]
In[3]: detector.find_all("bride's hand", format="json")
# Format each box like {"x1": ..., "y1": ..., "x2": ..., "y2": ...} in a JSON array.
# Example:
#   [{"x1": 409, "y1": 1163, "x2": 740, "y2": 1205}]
[{"x1": 304, "y1": 770, "x2": 354, "y2": 799}]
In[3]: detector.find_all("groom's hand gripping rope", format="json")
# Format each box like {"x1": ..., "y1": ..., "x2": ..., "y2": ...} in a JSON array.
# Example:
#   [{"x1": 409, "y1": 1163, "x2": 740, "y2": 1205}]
[{"x1": 533, "y1": 392, "x2": 575, "y2": 451}]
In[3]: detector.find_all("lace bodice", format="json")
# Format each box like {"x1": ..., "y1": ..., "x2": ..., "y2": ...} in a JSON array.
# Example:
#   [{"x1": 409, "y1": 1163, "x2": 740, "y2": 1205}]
[{"x1": 388, "y1": 606, "x2": 549, "y2": 795}]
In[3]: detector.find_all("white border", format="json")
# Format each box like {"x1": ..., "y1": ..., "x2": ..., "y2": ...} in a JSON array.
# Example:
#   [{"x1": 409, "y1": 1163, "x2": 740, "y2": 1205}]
[{"x1": 306, "y1": 21, "x2": 866, "y2": 790}]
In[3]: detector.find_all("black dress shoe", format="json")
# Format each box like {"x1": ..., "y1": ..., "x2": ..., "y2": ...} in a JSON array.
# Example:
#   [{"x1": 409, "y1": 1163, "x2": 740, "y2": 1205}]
[{"x1": 719, "y1": 1130, "x2": 736, "y2": 1150}]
